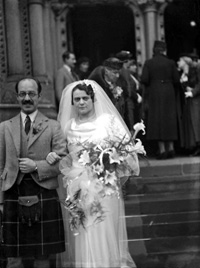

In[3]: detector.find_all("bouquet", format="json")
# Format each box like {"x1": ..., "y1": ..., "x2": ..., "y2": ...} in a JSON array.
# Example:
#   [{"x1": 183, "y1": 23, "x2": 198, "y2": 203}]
[{"x1": 61, "y1": 120, "x2": 146, "y2": 233}]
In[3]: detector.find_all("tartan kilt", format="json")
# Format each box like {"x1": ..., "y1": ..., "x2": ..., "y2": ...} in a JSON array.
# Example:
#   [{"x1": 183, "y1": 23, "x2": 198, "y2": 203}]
[{"x1": 2, "y1": 177, "x2": 65, "y2": 257}]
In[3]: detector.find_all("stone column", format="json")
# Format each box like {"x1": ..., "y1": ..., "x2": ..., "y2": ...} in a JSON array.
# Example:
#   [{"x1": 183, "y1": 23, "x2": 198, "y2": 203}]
[
  {"x1": 43, "y1": 1, "x2": 54, "y2": 80},
  {"x1": 28, "y1": 0, "x2": 46, "y2": 76},
  {"x1": 137, "y1": 0, "x2": 166, "y2": 59},
  {"x1": 5, "y1": 0, "x2": 24, "y2": 75},
  {"x1": 143, "y1": 3, "x2": 157, "y2": 59}
]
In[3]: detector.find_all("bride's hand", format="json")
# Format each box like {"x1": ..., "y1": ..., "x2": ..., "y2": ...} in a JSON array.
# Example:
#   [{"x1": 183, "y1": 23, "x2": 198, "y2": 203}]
[{"x1": 46, "y1": 152, "x2": 61, "y2": 165}]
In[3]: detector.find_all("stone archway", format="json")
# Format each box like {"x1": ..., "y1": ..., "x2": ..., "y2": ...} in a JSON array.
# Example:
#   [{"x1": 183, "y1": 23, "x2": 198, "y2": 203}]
[
  {"x1": 51, "y1": 0, "x2": 147, "y2": 74},
  {"x1": 69, "y1": 5, "x2": 136, "y2": 70}
]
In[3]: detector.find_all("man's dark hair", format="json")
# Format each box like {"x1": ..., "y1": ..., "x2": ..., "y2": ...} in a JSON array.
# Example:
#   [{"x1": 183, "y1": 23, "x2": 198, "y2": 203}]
[
  {"x1": 62, "y1": 51, "x2": 74, "y2": 62},
  {"x1": 71, "y1": 82, "x2": 95, "y2": 105},
  {"x1": 15, "y1": 77, "x2": 42, "y2": 94}
]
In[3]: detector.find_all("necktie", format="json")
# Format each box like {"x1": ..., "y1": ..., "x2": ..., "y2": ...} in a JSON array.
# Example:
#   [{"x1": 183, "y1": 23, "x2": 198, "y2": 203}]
[{"x1": 25, "y1": 115, "x2": 31, "y2": 135}]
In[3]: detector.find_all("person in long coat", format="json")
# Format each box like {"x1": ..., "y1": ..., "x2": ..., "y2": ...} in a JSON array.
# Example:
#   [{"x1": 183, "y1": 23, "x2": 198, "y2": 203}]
[
  {"x1": 141, "y1": 40, "x2": 180, "y2": 159},
  {"x1": 177, "y1": 55, "x2": 200, "y2": 155}
]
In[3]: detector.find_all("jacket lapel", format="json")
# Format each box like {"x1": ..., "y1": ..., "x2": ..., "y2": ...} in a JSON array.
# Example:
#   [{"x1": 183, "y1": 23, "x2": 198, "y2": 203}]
[
  {"x1": 9, "y1": 114, "x2": 21, "y2": 157},
  {"x1": 28, "y1": 111, "x2": 48, "y2": 148}
]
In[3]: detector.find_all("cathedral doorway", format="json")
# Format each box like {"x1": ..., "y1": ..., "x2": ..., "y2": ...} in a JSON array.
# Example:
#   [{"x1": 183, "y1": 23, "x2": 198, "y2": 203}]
[
  {"x1": 68, "y1": 5, "x2": 136, "y2": 70},
  {"x1": 164, "y1": 0, "x2": 200, "y2": 61}
]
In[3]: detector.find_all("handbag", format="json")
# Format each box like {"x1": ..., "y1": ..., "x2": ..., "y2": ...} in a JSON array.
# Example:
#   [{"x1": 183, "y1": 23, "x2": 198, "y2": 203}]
[{"x1": 18, "y1": 195, "x2": 41, "y2": 227}]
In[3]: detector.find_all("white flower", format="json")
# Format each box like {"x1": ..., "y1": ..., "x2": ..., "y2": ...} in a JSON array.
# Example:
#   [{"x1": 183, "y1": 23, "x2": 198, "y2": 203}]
[
  {"x1": 108, "y1": 148, "x2": 123, "y2": 164},
  {"x1": 104, "y1": 170, "x2": 117, "y2": 185},
  {"x1": 92, "y1": 163, "x2": 104, "y2": 175},
  {"x1": 112, "y1": 86, "x2": 123, "y2": 99},
  {"x1": 133, "y1": 139, "x2": 146, "y2": 155},
  {"x1": 133, "y1": 120, "x2": 146, "y2": 139},
  {"x1": 78, "y1": 150, "x2": 90, "y2": 165},
  {"x1": 104, "y1": 187, "x2": 115, "y2": 196}
]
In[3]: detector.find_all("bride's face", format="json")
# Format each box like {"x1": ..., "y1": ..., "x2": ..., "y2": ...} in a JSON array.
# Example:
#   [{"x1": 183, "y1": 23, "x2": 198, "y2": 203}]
[{"x1": 73, "y1": 89, "x2": 95, "y2": 118}]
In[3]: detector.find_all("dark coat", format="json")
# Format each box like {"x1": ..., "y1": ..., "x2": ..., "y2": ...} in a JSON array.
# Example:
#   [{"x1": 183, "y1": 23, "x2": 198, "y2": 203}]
[
  {"x1": 141, "y1": 54, "x2": 180, "y2": 141},
  {"x1": 120, "y1": 68, "x2": 139, "y2": 129},
  {"x1": 180, "y1": 65, "x2": 200, "y2": 148},
  {"x1": 89, "y1": 66, "x2": 128, "y2": 119}
]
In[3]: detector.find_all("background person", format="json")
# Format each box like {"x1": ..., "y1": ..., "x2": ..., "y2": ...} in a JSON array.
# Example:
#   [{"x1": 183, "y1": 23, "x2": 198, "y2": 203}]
[
  {"x1": 89, "y1": 57, "x2": 128, "y2": 120},
  {"x1": 55, "y1": 51, "x2": 79, "y2": 104},
  {"x1": 116, "y1": 51, "x2": 142, "y2": 130},
  {"x1": 177, "y1": 55, "x2": 200, "y2": 155},
  {"x1": 74, "y1": 56, "x2": 90, "y2": 80},
  {"x1": 141, "y1": 40, "x2": 180, "y2": 159},
  {"x1": 0, "y1": 77, "x2": 66, "y2": 268}
]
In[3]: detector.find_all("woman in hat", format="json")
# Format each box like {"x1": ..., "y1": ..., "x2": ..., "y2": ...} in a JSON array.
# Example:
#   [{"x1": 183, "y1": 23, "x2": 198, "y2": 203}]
[{"x1": 177, "y1": 55, "x2": 200, "y2": 155}]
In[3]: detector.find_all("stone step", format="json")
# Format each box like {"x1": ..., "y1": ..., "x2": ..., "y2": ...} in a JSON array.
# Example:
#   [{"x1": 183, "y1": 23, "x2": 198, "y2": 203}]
[
  {"x1": 126, "y1": 156, "x2": 200, "y2": 267},
  {"x1": 125, "y1": 191, "x2": 200, "y2": 215},
  {"x1": 128, "y1": 173, "x2": 200, "y2": 195},
  {"x1": 127, "y1": 219, "x2": 200, "y2": 239},
  {"x1": 126, "y1": 210, "x2": 200, "y2": 227},
  {"x1": 139, "y1": 156, "x2": 200, "y2": 178}
]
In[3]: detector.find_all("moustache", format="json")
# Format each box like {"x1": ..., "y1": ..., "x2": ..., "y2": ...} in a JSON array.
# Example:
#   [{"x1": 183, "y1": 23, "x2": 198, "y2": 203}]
[{"x1": 22, "y1": 100, "x2": 33, "y2": 105}]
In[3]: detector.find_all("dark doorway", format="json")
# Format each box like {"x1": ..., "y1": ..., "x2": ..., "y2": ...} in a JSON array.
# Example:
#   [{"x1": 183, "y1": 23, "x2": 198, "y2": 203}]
[
  {"x1": 164, "y1": 0, "x2": 200, "y2": 61},
  {"x1": 69, "y1": 5, "x2": 136, "y2": 70}
]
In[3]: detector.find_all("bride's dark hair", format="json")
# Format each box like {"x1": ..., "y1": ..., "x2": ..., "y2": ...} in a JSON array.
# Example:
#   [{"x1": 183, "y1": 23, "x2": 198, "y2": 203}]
[{"x1": 71, "y1": 82, "x2": 95, "y2": 104}]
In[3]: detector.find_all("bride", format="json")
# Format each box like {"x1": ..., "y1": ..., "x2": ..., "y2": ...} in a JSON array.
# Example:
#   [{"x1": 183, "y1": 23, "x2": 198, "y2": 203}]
[{"x1": 47, "y1": 80, "x2": 141, "y2": 268}]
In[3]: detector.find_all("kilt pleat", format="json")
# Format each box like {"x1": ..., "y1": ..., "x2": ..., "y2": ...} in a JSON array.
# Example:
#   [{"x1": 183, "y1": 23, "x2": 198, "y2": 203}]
[{"x1": 2, "y1": 178, "x2": 65, "y2": 257}]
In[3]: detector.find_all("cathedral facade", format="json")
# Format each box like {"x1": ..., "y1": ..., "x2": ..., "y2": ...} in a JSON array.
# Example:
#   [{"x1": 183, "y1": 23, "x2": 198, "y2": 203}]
[{"x1": 0, "y1": 0, "x2": 198, "y2": 121}]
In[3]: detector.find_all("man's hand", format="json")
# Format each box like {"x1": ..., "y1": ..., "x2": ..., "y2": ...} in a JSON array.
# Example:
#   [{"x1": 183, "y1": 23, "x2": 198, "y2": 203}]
[
  {"x1": 46, "y1": 152, "x2": 61, "y2": 165},
  {"x1": 18, "y1": 158, "x2": 37, "y2": 173}
]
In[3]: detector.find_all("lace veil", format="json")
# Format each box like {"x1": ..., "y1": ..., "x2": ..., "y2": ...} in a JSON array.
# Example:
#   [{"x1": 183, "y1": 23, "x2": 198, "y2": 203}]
[{"x1": 57, "y1": 79, "x2": 130, "y2": 136}]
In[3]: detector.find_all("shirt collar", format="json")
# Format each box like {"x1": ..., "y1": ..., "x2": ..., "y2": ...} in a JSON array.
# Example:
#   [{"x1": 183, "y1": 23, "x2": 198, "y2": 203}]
[
  {"x1": 21, "y1": 110, "x2": 38, "y2": 125},
  {"x1": 64, "y1": 64, "x2": 71, "y2": 73}
]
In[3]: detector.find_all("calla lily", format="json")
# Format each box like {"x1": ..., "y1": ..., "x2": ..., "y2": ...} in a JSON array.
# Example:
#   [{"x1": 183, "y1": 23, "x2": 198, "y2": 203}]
[
  {"x1": 133, "y1": 120, "x2": 146, "y2": 139},
  {"x1": 92, "y1": 163, "x2": 104, "y2": 175},
  {"x1": 78, "y1": 150, "x2": 90, "y2": 165},
  {"x1": 104, "y1": 170, "x2": 117, "y2": 185},
  {"x1": 133, "y1": 139, "x2": 146, "y2": 155},
  {"x1": 108, "y1": 148, "x2": 123, "y2": 164}
]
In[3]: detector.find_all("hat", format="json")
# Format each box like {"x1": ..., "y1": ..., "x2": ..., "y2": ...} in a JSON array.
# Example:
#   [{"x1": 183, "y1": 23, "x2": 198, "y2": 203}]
[
  {"x1": 188, "y1": 52, "x2": 199, "y2": 60},
  {"x1": 153, "y1": 40, "x2": 166, "y2": 51},
  {"x1": 115, "y1": 50, "x2": 133, "y2": 61},
  {"x1": 103, "y1": 57, "x2": 123, "y2": 70}
]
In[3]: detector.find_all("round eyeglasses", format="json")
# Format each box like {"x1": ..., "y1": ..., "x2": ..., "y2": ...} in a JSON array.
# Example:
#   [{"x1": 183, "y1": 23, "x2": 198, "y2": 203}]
[{"x1": 17, "y1": 92, "x2": 38, "y2": 98}]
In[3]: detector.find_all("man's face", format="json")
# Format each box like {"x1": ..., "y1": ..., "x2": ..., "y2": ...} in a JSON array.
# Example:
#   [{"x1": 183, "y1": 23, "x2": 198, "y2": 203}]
[
  {"x1": 16, "y1": 79, "x2": 41, "y2": 114},
  {"x1": 104, "y1": 67, "x2": 120, "y2": 83},
  {"x1": 65, "y1": 53, "x2": 76, "y2": 69}
]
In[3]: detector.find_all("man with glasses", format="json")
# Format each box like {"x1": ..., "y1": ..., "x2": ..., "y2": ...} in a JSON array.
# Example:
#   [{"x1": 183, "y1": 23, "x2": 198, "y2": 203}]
[{"x1": 0, "y1": 77, "x2": 66, "y2": 268}]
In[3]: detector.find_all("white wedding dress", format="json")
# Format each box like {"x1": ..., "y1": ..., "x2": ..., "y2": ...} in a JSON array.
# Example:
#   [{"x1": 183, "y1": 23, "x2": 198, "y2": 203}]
[{"x1": 57, "y1": 113, "x2": 139, "y2": 268}]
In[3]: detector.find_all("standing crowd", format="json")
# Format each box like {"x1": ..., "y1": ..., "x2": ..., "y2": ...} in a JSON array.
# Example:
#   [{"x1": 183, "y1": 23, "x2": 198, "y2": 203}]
[{"x1": 0, "y1": 39, "x2": 200, "y2": 268}]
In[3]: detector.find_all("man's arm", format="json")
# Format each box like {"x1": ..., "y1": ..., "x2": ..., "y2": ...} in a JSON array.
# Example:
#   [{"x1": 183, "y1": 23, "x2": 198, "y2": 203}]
[{"x1": 35, "y1": 121, "x2": 67, "y2": 181}]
